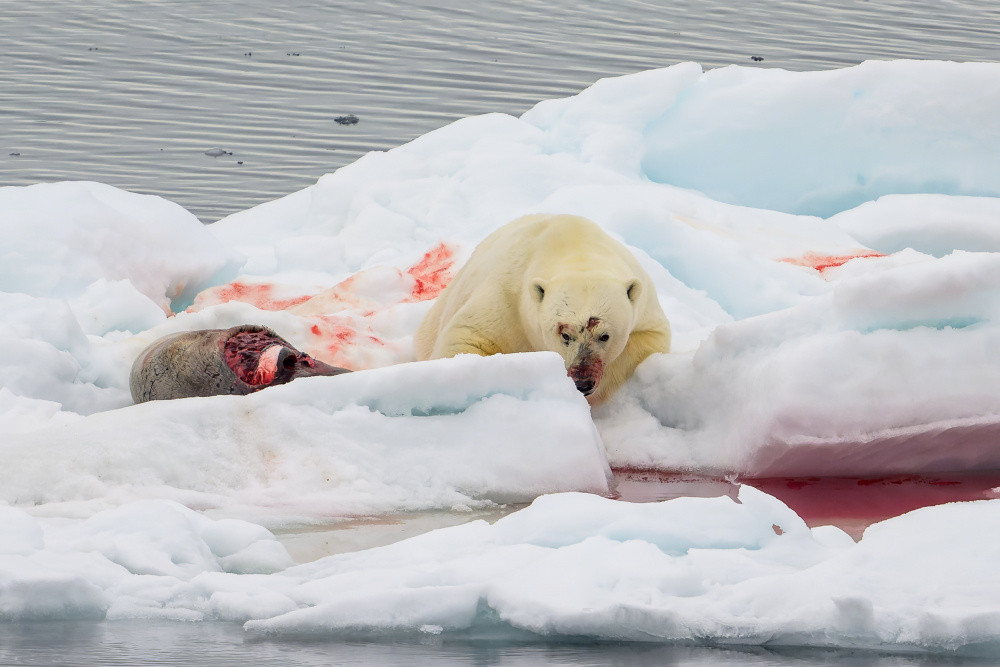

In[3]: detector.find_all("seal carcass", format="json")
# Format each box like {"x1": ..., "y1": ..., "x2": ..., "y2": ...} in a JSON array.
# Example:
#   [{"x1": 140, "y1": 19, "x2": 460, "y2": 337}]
[{"x1": 130, "y1": 324, "x2": 349, "y2": 403}]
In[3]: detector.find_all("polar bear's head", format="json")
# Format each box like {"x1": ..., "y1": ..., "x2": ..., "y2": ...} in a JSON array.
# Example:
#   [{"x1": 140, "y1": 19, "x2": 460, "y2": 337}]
[{"x1": 525, "y1": 271, "x2": 641, "y2": 397}]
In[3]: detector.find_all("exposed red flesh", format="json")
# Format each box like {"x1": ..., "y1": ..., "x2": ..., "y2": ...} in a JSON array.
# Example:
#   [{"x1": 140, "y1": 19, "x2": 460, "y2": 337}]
[
  {"x1": 222, "y1": 331, "x2": 287, "y2": 385},
  {"x1": 246, "y1": 345, "x2": 282, "y2": 385}
]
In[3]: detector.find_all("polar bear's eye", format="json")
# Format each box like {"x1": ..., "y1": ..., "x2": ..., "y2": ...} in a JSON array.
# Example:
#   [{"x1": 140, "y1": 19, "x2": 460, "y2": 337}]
[
  {"x1": 599, "y1": 333, "x2": 610, "y2": 342},
  {"x1": 561, "y1": 332, "x2": 572, "y2": 343}
]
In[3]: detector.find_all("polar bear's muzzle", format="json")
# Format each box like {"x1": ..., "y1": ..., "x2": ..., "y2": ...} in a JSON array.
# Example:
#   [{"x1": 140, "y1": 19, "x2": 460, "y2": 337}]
[{"x1": 568, "y1": 358, "x2": 604, "y2": 396}]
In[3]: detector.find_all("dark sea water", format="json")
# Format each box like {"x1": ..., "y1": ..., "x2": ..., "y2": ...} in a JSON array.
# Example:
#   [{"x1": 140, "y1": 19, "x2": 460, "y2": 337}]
[
  {"x1": 0, "y1": 620, "x2": 989, "y2": 667},
  {"x1": 2, "y1": 0, "x2": 999, "y2": 222}
]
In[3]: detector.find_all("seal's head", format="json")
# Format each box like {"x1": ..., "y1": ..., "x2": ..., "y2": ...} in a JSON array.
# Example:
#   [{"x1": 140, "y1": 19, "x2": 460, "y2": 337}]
[{"x1": 221, "y1": 325, "x2": 344, "y2": 388}]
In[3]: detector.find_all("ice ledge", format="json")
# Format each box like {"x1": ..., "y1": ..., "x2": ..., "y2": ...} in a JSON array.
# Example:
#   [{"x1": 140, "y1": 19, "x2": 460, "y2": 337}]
[{"x1": 0, "y1": 352, "x2": 611, "y2": 517}]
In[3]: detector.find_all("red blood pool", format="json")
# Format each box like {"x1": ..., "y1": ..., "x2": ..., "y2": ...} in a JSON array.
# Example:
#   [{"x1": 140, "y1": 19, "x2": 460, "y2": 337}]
[
  {"x1": 610, "y1": 468, "x2": 740, "y2": 504},
  {"x1": 406, "y1": 242, "x2": 456, "y2": 301},
  {"x1": 778, "y1": 250, "x2": 885, "y2": 274},
  {"x1": 745, "y1": 473, "x2": 1000, "y2": 540},
  {"x1": 611, "y1": 467, "x2": 1000, "y2": 541}
]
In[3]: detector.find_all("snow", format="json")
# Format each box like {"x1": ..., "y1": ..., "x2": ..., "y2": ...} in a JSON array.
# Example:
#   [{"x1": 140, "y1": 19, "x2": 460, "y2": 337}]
[
  {"x1": 639, "y1": 61, "x2": 1000, "y2": 217},
  {"x1": 5, "y1": 487, "x2": 1000, "y2": 655},
  {"x1": 0, "y1": 181, "x2": 244, "y2": 313},
  {"x1": 0, "y1": 353, "x2": 609, "y2": 522},
  {"x1": 2, "y1": 59, "x2": 1000, "y2": 652}
]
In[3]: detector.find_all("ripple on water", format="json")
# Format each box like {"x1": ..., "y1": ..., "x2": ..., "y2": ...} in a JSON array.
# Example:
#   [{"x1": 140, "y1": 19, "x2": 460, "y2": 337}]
[
  {"x1": 2, "y1": 0, "x2": 999, "y2": 221},
  {"x1": 0, "y1": 619, "x2": 978, "y2": 665}
]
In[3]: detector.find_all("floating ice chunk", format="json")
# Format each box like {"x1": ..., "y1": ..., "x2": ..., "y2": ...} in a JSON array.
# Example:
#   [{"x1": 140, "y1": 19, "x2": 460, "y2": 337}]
[
  {"x1": 0, "y1": 500, "x2": 292, "y2": 621},
  {"x1": 597, "y1": 250, "x2": 1000, "y2": 475},
  {"x1": 639, "y1": 61, "x2": 1000, "y2": 217},
  {"x1": 0, "y1": 506, "x2": 44, "y2": 555},
  {"x1": 523, "y1": 63, "x2": 704, "y2": 175},
  {"x1": 0, "y1": 181, "x2": 244, "y2": 311},
  {"x1": 0, "y1": 291, "x2": 90, "y2": 357},
  {"x1": 3, "y1": 483, "x2": 1000, "y2": 652},
  {"x1": 488, "y1": 484, "x2": 809, "y2": 554},
  {"x1": 49, "y1": 501, "x2": 292, "y2": 579},
  {"x1": 69, "y1": 278, "x2": 168, "y2": 336},
  {"x1": 0, "y1": 352, "x2": 609, "y2": 518},
  {"x1": 203, "y1": 587, "x2": 299, "y2": 623},
  {"x1": 3, "y1": 60, "x2": 1000, "y2": 645},
  {"x1": 0, "y1": 292, "x2": 128, "y2": 415},
  {"x1": 0, "y1": 574, "x2": 108, "y2": 621},
  {"x1": 831, "y1": 194, "x2": 1000, "y2": 257},
  {"x1": 0, "y1": 389, "x2": 84, "y2": 436},
  {"x1": 831, "y1": 250, "x2": 1000, "y2": 331},
  {"x1": 241, "y1": 487, "x2": 1000, "y2": 651}
]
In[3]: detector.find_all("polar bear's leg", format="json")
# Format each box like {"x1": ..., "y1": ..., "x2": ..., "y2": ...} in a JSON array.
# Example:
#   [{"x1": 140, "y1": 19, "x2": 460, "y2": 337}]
[
  {"x1": 425, "y1": 297, "x2": 509, "y2": 359},
  {"x1": 413, "y1": 304, "x2": 442, "y2": 361},
  {"x1": 429, "y1": 304, "x2": 506, "y2": 358},
  {"x1": 433, "y1": 324, "x2": 506, "y2": 358}
]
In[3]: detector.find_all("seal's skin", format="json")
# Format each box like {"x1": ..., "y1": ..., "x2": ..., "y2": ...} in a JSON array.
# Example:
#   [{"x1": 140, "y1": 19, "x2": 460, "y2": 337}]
[{"x1": 130, "y1": 324, "x2": 350, "y2": 403}]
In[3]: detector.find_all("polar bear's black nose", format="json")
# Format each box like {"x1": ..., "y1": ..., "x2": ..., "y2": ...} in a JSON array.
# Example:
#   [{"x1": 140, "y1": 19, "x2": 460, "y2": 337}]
[{"x1": 575, "y1": 378, "x2": 596, "y2": 395}]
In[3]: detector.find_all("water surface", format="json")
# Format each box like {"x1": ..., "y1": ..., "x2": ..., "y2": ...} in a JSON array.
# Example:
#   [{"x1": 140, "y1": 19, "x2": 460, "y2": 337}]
[
  {"x1": 2, "y1": 0, "x2": 999, "y2": 221},
  {"x1": 0, "y1": 620, "x2": 987, "y2": 666}
]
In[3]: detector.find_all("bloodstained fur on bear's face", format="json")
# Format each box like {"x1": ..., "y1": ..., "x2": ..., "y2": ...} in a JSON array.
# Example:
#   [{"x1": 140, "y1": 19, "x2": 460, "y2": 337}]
[
  {"x1": 568, "y1": 356, "x2": 604, "y2": 396},
  {"x1": 557, "y1": 316, "x2": 612, "y2": 396}
]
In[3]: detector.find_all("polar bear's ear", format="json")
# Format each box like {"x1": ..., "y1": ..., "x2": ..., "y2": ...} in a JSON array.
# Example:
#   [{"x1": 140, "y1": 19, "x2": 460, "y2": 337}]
[
  {"x1": 626, "y1": 279, "x2": 642, "y2": 303},
  {"x1": 532, "y1": 280, "x2": 547, "y2": 303}
]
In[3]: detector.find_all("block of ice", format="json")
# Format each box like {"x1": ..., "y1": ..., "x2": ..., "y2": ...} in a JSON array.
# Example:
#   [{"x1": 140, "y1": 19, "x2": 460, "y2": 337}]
[
  {"x1": 0, "y1": 181, "x2": 244, "y2": 312},
  {"x1": 2, "y1": 60, "x2": 1000, "y2": 651},
  {"x1": 0, "y1": 352, "x2": 610, "y2": 519},
  {"x1": 638, "y1": 61, "x2": 1000, "y2": 217}
]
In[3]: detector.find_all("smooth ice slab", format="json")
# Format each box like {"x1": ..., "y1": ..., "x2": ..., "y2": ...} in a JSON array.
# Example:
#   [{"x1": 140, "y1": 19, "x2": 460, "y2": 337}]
[
  {"x1": 3, "y1": 63, "x2": 1000, "y2": 649},
  {"x1": 7, "y1": 486, "x2": 1000, "y2": 656},
  {"x1": 0, "y1": 352, "x2": 611, "y2": 522}
]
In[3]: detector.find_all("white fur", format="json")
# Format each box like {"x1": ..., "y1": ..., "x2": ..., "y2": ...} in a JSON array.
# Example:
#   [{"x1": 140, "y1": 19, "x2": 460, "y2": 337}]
[{"x1": 415, "y1": 214, "x2": 671, "y2": 403}]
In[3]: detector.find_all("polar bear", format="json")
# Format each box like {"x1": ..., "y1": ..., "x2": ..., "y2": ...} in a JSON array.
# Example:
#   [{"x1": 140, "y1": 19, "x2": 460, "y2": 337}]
[{"x1": 414, "y1": 214, "x2": 671, "y2": 404}]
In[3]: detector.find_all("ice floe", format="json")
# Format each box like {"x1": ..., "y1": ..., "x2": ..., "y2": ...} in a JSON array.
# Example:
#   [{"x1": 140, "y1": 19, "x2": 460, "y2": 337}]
[{"x1": 2, "y1": 60, "x2": 1000, "y2": 651}]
